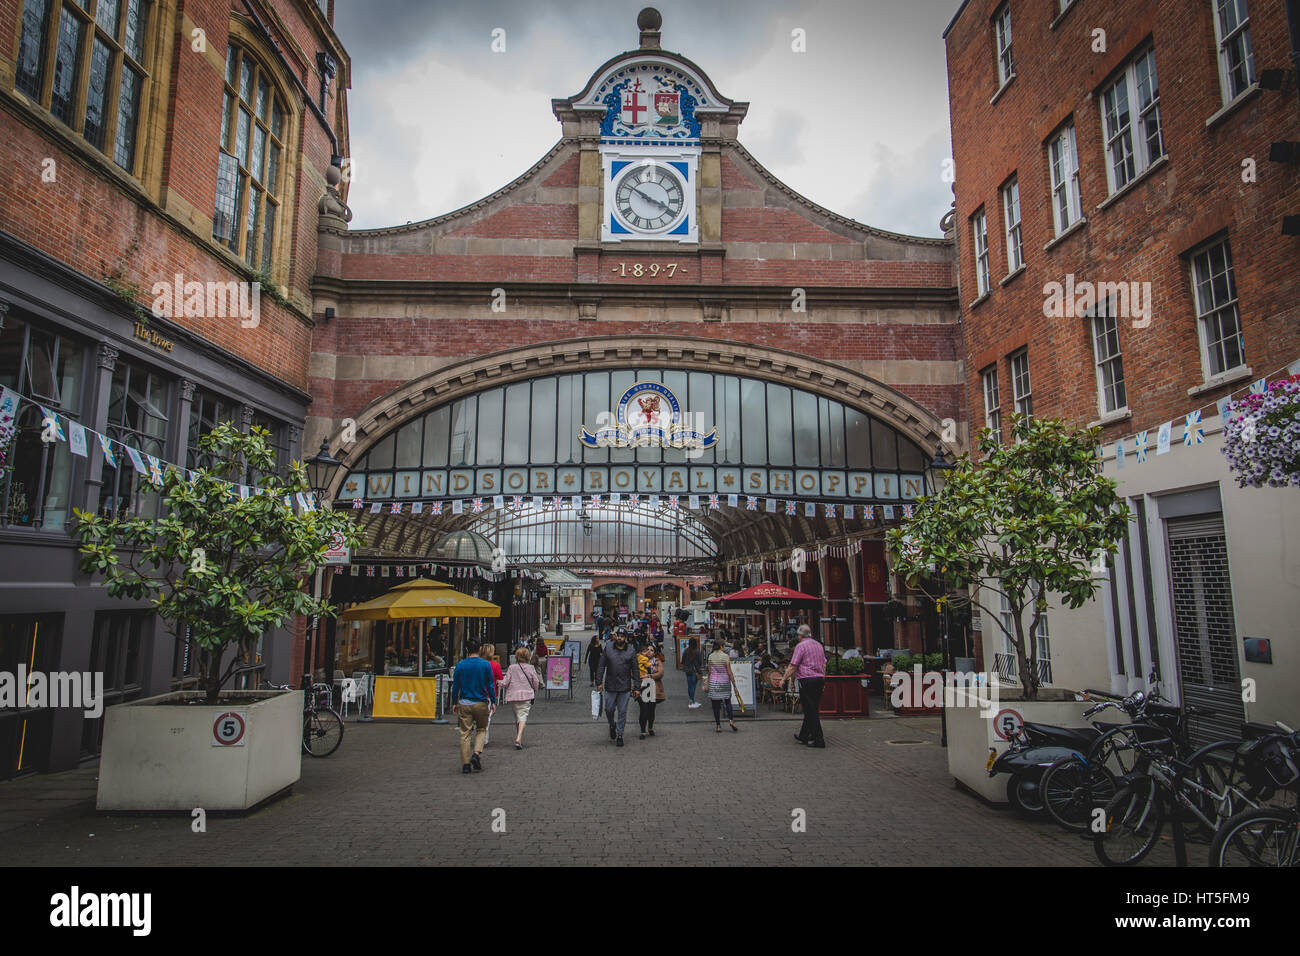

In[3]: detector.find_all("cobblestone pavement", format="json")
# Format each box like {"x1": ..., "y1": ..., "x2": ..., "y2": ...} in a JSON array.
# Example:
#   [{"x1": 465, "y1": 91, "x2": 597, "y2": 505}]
[{"x1": 0, "y1": 662, "x2": 1200, "y2": 866}]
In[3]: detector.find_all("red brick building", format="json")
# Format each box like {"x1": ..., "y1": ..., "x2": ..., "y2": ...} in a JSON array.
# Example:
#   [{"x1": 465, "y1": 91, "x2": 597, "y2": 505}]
[
  {"x1": 944, "y1": 0, "x2": 1299, "y2": 732},
  {"x1": 0, "y1": 0, "x2": 350, "y2": 776},
  {"x1": 311, "y1": 10, "x2": 968, "y2": 673}
]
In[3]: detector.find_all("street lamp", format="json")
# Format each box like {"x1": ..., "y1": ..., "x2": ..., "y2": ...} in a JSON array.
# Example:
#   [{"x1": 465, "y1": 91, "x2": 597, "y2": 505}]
[
  {"x1": 302, "y1": 439, "x2": 344, "y2": 693},
  {"x1": 923, "y1": 444, "x2": 957, "y2": 746}
]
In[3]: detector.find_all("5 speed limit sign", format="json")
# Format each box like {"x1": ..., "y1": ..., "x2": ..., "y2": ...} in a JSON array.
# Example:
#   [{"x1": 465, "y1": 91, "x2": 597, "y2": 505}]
[{"x1": 212, "y1": 712, "x2": 247, "y2": 747}]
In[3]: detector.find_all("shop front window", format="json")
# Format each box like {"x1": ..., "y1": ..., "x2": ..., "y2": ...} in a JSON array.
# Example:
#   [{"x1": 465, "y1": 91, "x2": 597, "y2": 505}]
[
  {"x1": 0, "y1": 315, "x2": 85, "y2": 530},
  {"x1": 98, "y1": 359, "x2": 170, "y2": 518}
]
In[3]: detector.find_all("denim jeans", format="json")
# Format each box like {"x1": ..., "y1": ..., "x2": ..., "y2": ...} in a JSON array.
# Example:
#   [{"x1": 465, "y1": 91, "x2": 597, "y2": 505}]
[
  {"x1": 685, "y1": 671, "x2": 698, "y2": 702},
  {"x1": 604, "y1": 690, "x2": 630, "y2": 737}
]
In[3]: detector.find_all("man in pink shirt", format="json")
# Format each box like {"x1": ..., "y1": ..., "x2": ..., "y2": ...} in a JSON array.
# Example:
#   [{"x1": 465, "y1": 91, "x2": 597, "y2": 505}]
[{"x1": 779, "y1": 624, "x2": 826, "y2": 748}]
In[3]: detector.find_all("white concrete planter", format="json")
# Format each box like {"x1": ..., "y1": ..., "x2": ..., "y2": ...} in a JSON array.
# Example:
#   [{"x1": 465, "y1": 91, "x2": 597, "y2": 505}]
[
  {"x1": 946, "y1": 687, "x2": 1091, "y2": 803},
  {"x1": 97, "y1": 689, "x2": 303, "y2": 812}
]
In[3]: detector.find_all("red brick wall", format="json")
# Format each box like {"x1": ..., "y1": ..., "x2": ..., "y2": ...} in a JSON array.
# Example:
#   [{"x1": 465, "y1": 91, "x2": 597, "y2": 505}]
[{"x1": 946, "y1": 0, "x2": 1300, "y2": 442}]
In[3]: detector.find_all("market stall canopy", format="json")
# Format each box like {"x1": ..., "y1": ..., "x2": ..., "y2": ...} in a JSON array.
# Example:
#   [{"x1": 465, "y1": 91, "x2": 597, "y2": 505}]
[
  {"x1": 706, "y1": 582, "x2": 821, "y2": 611},
  {"x1": 340, "y1": 578, "x2": 502, "y2": 621}
]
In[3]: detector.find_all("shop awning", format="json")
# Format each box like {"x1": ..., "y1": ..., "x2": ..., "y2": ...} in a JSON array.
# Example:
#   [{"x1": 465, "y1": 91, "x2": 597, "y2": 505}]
[
  {"x1": 541, "y1": 569, "x2": 592, "y2": 589},
  {"x1": 706, "y1": 582, "x2": 821, "y2": 611},
  {"x1": 340, "y1": 578, "x2": 501, "y2": 621}
]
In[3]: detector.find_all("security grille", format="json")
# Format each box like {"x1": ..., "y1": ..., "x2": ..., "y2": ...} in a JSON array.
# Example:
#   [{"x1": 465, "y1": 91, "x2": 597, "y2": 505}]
[{"x1": 1166, "y1": 515, "x2": 1244, "y2": 744}]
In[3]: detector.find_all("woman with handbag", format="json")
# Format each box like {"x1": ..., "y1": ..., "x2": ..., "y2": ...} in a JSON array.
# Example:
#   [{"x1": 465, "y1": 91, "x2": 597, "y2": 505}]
[
  {"x1": 499, "y1": 646, "x2": 542, "y2": 750},
  {"x1": 707, "y1": 637, "x2": 740, "y2": 733}
]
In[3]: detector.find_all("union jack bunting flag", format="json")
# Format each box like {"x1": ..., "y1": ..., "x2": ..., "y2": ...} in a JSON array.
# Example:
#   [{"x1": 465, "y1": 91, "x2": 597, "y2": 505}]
[
  {"x1": 35, "y1": 404, "x2": 65, "y2": 442},
  {"x1": 784, "y1": 500, "x2": 796, "y2": 515},
  {"x1": 825, "y1": 503, "x2": 837, "y2": 518},
  {"x1": 629, "y1": 494, "x2": 641, "y2": 507},
  {"x1": 352, "y1": 497, "x2": 364, "y2": 509},
  {"x1": 667, "y1": 495, "x2": 679, "y2": 509},
  {"x1": 471, "y1": 498, "x2": 485, "y2": 513},
  {"x1": 1134, "y1": 431, "x2": 1149, "y2": 464},
  {"x1": 551, "y1": 496, "x2": 562, "y2": 510},
  {"x1": 144, "y1": 454, "x2": 164, "y2": 486},
  {"x1": 395, "y1": 565, "x2": 405, "y2": 577},
  {"x1": 590, "y1": 494, "x2": 603, "y2": 509},
  {"x1": 864, "y1": 505, "x2": 875, "y2": 520},
  {"x1": 746, "y1": 496, "x2": 758, "y2": 511},
  {"x1": 390, "y1": 502, "x2": 402, "y2": 514},
  {"x1": 1184, "y1": 410, "x2": 1205, "y2": 446},
  {"x1": 431, "y1": 500, "x2": 444, "y2": 515},
  {"x1": 902, "y1": 504, "x2": 913, "y2": 518},
  {"x1": 708, "y1": 494, "x2": 720, "y2": 509},
  {"x1": 511, "y1": 495, "x2": 524, "y2": 509},
  {"x1": 366, "y1": 566, "x2": 376, "y2": 576}
]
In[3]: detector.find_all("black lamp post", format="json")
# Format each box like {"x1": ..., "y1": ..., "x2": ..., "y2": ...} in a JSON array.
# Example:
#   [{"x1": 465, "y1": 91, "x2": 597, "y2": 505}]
[
  {"x1": 302, "y1": 439, "x2": 343, "y2": 692},
  {"x1": 926, "y1": 444, "x2": 955, "y2": 747}
]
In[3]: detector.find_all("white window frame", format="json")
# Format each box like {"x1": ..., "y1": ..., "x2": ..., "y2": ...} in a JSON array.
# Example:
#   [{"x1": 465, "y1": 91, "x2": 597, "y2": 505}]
[
  {"x1": 1190, "y1": 237, "x2": 1245, "y2": 379},
  {"x1": 1212, "y1": 0, "x2": 1256, "y2": 104},
  {"x1": 1090, "y1": 298, "x2": 1128, "y2": 415},
  {"x1": 1048, "y1": 123, "x2": 1082, "y2": 236},
  {"x1": 994, "y1": 4, "x2": 1014, "y2": 87},
  {"x1": 972, "y1": 209, "x2": 990, "y2": 296},
  {"x1": 1002, "y1": 177, "x2": 1022, "y2": 273},
  {"x1": 1010, "y1": 350, "x2": 1032, "y2": 418},
  {"x1": 998, "y1": 588, "x2": 1051, "y2": 661},
  {"x1": 1101, "y1": 48, "x2": 1163, "y2": 195},
  {"x1": 982, "y1": 365, "x2": 1002, "y2": 446}
]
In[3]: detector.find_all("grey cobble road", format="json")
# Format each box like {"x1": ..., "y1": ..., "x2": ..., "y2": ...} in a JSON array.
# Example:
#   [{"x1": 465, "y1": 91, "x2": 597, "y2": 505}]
[{"x1": 0, "y1": 665, "x2": 1195, "y2": 866}]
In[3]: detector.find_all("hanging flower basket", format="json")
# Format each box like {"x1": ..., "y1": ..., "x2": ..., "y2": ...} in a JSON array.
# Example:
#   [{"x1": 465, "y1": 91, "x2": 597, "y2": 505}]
[{"x1": 1222, "y1": 377, "x2": 1300, "y2": 489}]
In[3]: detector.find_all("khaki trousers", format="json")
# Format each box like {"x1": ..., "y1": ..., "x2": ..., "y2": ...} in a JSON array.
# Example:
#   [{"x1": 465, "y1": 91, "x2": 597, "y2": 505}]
[{"x1": 457, "y1": 702, "x2": 490, "y2": 764}]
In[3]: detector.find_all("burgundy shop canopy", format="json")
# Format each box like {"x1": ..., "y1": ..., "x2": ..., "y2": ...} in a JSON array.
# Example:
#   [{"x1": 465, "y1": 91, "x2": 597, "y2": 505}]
[{"x1": 706, "y1": 582, "x2": 821, "y2": 611}]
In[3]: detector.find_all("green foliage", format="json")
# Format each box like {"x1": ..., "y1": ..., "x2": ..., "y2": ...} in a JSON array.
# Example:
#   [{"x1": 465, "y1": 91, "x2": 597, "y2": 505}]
[
  {"x1": 72, "y1": 424, "x2": 361, "y2": 702},
  {"x1": 103, "y1": 274, "x2": 151, "y2": 324},
  {"x1": 825, "y1": 656, "x2": 865, "y2": 675},
  {"x1": 886, "y1": 415, "x2": 1129, "y2": 699},
  {"x1": 890, "y1": 653, "x2": 943, "y2": 672},
  {"x1": 251, "y1": 263, "x2": 289, "y2": 308}
]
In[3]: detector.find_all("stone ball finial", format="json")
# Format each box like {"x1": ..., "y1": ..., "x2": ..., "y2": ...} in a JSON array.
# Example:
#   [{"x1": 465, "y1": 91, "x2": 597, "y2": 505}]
[{"x1": 637, "y1": 7, "x2": 662, "y2": 31}]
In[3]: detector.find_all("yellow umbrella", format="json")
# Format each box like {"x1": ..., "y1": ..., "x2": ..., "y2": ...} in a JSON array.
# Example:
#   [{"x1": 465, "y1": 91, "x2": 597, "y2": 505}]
[{"x1": 341, "y1": 578, "x2": 501, "y2": 620}]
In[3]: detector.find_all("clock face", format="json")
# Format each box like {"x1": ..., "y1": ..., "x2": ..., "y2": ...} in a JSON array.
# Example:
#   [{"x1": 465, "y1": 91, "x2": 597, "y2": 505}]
[{"x1": 614, "y1": 164, "x2": 685, "y2": 232}]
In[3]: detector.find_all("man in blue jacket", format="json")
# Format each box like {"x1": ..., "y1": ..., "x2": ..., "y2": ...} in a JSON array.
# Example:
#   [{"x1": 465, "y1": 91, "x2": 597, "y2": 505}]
[{"x1": 451, "y1": 642, "x2": 496, "y2": 774}]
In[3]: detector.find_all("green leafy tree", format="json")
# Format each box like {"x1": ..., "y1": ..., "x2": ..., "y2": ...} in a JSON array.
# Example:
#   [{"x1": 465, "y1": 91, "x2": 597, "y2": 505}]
[
  {"x1": 73, "y1": 424, "x2": 361, "y2": 703},
  {"x1": 886, "y1": 415, "x2": 1129, "y2": 700}
]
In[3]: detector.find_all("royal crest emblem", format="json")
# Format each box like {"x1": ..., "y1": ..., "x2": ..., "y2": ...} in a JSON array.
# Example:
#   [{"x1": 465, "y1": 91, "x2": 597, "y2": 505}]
[{"x1": 579, "y1": 382, "x2": 717, "y2": 450}]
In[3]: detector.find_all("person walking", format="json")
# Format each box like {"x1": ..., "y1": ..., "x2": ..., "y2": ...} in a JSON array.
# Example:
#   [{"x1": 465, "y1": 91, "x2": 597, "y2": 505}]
[
  {"x1": 585, "y1": 634, "x2": 602, "y2": 685},
  {"x1": 532, "y1": 636, "x2": 549, "y2": 682},
  {"x1": 479, "y1": 643, "x2": 504, "y2": 747},
  {"x1": 706, "y1": 637, "x2": 739, "y2": 733},
  {"x1": 499, "y1": 646, "x2": 542, "y2": 750},
  {"x1": 779, "y1": 624, "x2": 827, "y2": 748},
  {"x1": 596, "y1": 628, "x2": 638, "y2": 747},
  {"x1": 635, "y1": 643, "x2": 665, "y2": 738},
  {"x1": 450, "y1": 641, "x2": 496, "y2": 774},
  {"x1": 682, "y1": 637, "x2": 703, "y2": 709}
]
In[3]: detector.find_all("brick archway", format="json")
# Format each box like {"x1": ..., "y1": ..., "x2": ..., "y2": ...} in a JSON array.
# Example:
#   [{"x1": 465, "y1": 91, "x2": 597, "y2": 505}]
[{"x1": 322, "y1": 333, "x2": 955, "y2": 499}]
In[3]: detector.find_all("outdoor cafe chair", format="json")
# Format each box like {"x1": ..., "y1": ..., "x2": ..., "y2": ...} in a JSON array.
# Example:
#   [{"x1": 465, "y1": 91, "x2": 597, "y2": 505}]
[{"x1": 339, "y1": 678, "x2": 358, "y2": 718}]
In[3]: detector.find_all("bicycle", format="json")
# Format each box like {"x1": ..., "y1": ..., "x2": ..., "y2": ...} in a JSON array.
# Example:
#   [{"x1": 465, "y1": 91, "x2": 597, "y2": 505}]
[
  {"x1": 265, "y1": 680, "x2": 345, "y2": 758},
  {"x1": 1093, "y1": 733, "x2": 1266, "y2": 866},
  {"x1": 1210, "y1": 723, "x2": 1300, "y2": 867}
]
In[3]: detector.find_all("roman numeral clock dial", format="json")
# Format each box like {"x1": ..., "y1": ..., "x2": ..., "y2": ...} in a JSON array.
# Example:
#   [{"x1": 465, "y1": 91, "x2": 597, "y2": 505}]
[{"x1": 614, "y1": 164, "x2": 684, "y2": 232}]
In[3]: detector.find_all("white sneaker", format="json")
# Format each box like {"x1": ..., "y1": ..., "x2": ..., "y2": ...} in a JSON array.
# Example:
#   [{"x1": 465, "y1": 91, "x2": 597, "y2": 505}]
[{"x1": 688, "y1": 702, "x2": 701, "y2": 708}]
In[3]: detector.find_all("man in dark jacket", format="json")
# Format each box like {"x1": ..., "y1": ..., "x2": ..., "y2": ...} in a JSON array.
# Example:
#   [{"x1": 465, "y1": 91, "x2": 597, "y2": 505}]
[{"x1": 596, "y1": 629, "x2": 638, "y2": 747}]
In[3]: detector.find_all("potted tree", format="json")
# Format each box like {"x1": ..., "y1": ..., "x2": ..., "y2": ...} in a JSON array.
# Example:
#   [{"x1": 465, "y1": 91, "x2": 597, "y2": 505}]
[
  {"x1": 887, "y1": 415, "x2": 1128, "y2": 800},
  {"x1": 73, "y1": 424, "x2": 359, "y2": 811}
]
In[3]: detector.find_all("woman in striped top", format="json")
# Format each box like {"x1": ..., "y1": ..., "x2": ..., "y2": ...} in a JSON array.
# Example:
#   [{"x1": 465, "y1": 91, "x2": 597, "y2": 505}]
[{"x1": 706, "y1": 637, "x2": 739, "y2": 733}]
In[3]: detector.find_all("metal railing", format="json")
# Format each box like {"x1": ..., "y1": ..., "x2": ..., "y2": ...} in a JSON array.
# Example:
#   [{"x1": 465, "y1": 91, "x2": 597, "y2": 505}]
[{"x1": 993, "y1": 652, "x2": 1052, "y2": 686}]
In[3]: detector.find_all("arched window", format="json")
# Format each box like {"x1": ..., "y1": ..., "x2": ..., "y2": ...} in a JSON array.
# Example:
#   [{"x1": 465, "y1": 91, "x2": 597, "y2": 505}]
[
  {"x1": 213, "y1": 41, "x2": 286, "y2": 269},
  {"x1": 15, "y1": 0, "x2": 152, "y2": 173}
]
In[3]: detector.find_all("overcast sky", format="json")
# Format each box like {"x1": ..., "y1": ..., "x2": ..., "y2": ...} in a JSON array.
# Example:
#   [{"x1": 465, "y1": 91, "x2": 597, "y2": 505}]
[{"x1": 333, "y1": 0, "x2": 957, "y2": 238}]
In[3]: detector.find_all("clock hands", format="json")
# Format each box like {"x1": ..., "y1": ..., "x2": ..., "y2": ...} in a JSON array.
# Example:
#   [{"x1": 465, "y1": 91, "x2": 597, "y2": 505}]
[{"x1": 630, "y1": 185, "x2": 671, "y2": 211}]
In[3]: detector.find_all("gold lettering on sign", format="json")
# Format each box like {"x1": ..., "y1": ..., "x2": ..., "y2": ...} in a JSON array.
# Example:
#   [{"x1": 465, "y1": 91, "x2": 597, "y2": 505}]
[
  {"x1": 903, "y1": 477, "x2": 923, "y2": 498},
  {"x1": 534, "y1": 471, "x2": 550, "y2": 490},
  {"x1": 424, "y1": 473, "x2": 444, "y2": 494},
  {"x1": 134, "y1": 322, "x2": 174, "y2": 352},
  {"x1": 773, "y1": 473, "x2": 790, "y2": 491},
  {"x1": 452, "y1": 473, "x2": 470, "y2": 493}
]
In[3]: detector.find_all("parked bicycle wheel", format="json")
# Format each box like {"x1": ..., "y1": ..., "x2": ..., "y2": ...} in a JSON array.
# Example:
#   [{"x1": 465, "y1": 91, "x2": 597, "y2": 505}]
[
  {"x1": 1210, "y1": 808, "x2": 1300, "y2": 867},
  {"x1": 1184, "y1": 741, "x2": 1255, "y2": 839},
  {"x1": 1094, "y1": 779, "x2": 1163, "y2": 866},
  {"x1": 303, "y1": 708, "x2": 344, "y2": 757},
  {"x1": 1042, "y1": 755, "x2": 1116, "y2": 831}
]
